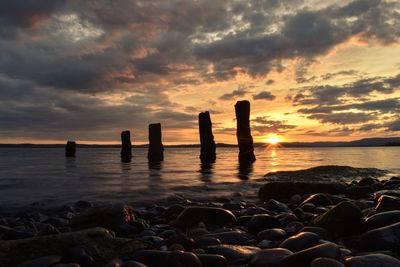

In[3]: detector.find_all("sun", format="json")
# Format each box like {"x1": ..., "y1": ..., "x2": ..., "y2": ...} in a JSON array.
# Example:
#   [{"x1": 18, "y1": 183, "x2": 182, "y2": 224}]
[{"x1": 265, "y1": 134, "x2": 282, "y2": 145}]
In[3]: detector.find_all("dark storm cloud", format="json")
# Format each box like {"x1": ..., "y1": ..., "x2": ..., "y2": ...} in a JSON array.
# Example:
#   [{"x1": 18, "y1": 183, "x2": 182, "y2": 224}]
[
  {"x1": 291, "y1": 74, "x2": 400, "y2": 106},
  {"x1": 219, "y1": 87, "x2": 249, "y2": 100},
  {"x1": 253, "y1": 91, "x2": 276, "y2": 101},
  {"x1": 0, "y1": 0, "x2": 399, "y2": 140}
]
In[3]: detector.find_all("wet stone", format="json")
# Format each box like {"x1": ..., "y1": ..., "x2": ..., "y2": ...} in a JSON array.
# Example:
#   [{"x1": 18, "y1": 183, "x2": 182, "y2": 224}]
[
  {"x1": 249, "y1": 248, "x2": 293, "y2": 267},
  {"x1": 301, "y1": 194, "x2": 333, "y2": 206},
  {"x1": 313, "y1": 201, "x2": 363, "y2": 237},
  {"x1": 121, "y1": 261, "x2": 148, "y2": 267},
  {"x1": 205, "y1": 244, "x2": 260, "y2": 263},
  {"x1": 247, "y1": 214, "x2": 281, "y2": 234},
  {"x1": 196, "y1": 254, "x2": 227, "y2": 267},
  {"x1": 195, "y1": 237, "x2": 221, "y2": 248},
  {"x1": 265, "y1": 199, "x2": 289, "y2": 212},
  {"x1": 280, "y1": 242, "x2": 340, "y2": 267},
  {"x1": 311, "y1": 257, "x2": 345, "y2": 267},
  {"x1": 359, "y1": 221, "x2": 400, "y2": 252},
  {"x1": 175, "y1": 207, "x2": 236, "y2": 228},
  {"x1": 375, "y1": 195, "x2": 400, "y2": 212},
  {"x1": 279, "y1": 232, "x2": 321, "y2": 252},
  {"x1": 17, "y1": 256, "x2": 61, "y2": 267},
  {"x1": 257, "y1": 228, "x2": 286, "y2": 241},
  {"x1": 344, "y1": 253, "x2": 400, "y2": 267},
  {"x1": 364, "y1": 210, "x2": 400, "y2": 230},
  {"x1": 201, "y1": 230, "x2": 250, "y2": 245}
]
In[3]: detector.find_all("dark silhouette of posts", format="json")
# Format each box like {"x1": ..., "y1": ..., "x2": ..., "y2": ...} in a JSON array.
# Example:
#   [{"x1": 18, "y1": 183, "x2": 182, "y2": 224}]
[
  {"x1": 199, "y1": 111, "x2": 216, "y2": 162},
  {"x1": 148, "y1": 123, "x2": 164, "y2": 162},
  {"x1": 121, "y1": 130, "x2": 132, "y2": 162},
  {"x1": 235, "y1": 100, "x2": 256, "y2": 163},
  {"x1": 65, "y1": 141, "x2": 76, "y2": 157}
]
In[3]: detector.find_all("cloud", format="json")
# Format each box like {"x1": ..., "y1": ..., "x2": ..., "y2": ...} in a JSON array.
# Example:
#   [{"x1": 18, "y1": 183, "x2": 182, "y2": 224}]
[
  {"x1": 219, "y1": 87, "x2": 249, "y2": 100},
  {"x1": 253, "y1": 91, "x2": 276, "y2": 100},
  {"x1": 252, "y1": 116, "x2": 296, "y2": 134}
]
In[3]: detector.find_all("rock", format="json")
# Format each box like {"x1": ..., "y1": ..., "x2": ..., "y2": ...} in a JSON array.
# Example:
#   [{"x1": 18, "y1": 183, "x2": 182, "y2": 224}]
[
  {"x1": 285, "y1": 221, "x2": 304, "y2": 235},
  {"x1": 17, "y1": 256, "x2": 61, "y2": 267},
  {"x1": 148, "y1": 123, "x2": 164, "y2": 162},
  {"x1": 196, "y1": 254, "x2": 227, "y2": 267},
  {"x1": 196, "y1": 237, "x2": 221, "y2": 248},
  {"x1": 74, "y1": 201, "x2": 92, "y2": 212},
  {"x1": 301, "y1": 194, "x2": 333, "y2": 206},
  {"x1": 280, "y1": 242, "x2": 340, "y2": 267},
  {"x1": 313, "y1": 201, "x2": 363, "y2": 237},
  {"x1": 247, "y1": 214, "x2": 281, "y2": 234},
  {"x1": 359, "y1": 222, "x2": 400, "y2": 252},
  {"x1": 132, "y1": 250, "x2": 202, "y2": 267},
  {"x1": 0, "y1": 228, "x2": 149, "y2": 266},
  {"x1": 257, "y1": 228, "x2": 286, "y2": 241},
  {"x1": 205, "y1": 245, "x2": 260, "y2": 263},
  {"x1": 346, "y1": 185, "x2": 375, "y2": 199},
  {"x1": 375, "y1": 195, "x2": 400, "y2": 212},
  {"x1": 64, "y1": 245, "x2": 95, "y2": 267},
  {"x1": 279, "y1": 232, "x2": 321, "y2": 252},
  {"x1": 121, "y1": 130, "x2": 132, "y2": 162},
  {"x1": 70, "y1": 204, "x2": 135, "y2": 230},
  {"x1": 198, "y1": 111, "x2": 216, "y2": 163},
  {"x1": 259, "y1": 182, "x2": 347, "y2": 201},
  {"x1": 175, "y1": 207, "x2": 236, "y2": 228},
  {"x1": 235, "y1": 100, "x2": 256, "y2": 163},
  {"x1": 264, "y1": 166, "x2": 387, "y2": 181},
  {"x1": 121, "y1": 261, "x2": 148, "y2": 267},
  {"x1": 311, "y1": 257, "x2": 344, "y2": 267},
  {"x1": 374, "y1": 190, "x2": 400, "y2": 200},
  {"x1": 364, "y1": 211, "x2": 400, "y2": 230},
  {"x1": 249, "y1": 248, "x2": 293, "y2": 267},
  {"x1": 344, "y1": 253, "x2": 400, "y2": 267},
  {"x1": 200, "y1": 230, "x2": 250, "y2": 245},
  {"x1": 265, "y1": 199, "x2": 289, "y2": 212},
  {"x1": 65, "y1": 141, "x2": 76, "y2": 157},
  {"x1": 358, "y1": 177, "x2": 378, "y2": 186},
  {"x1": 1, "y1": 228, "x2": 35, "y2": 240},
  {"x1": 300, "y1": 227, "x2": 330, "y2": 240},
  {"x1": 53, "y1": 264, "x2": 80, "y2": 267}
]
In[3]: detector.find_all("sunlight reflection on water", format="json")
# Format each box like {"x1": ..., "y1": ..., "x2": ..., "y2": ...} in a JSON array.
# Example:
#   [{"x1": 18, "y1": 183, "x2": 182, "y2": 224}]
[{"x1": 0, "y1": 146, "x2": 399, "y2": 208}]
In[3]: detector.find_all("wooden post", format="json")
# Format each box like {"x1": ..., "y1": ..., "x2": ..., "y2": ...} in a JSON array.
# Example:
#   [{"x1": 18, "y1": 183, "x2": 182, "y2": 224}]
[
  {"x1": 65, "y1": 141, "x2": 76, "y2": 157},
  {"x1": 148, "y1": 123, "x2": 164, "y2": 162},
  {"x1": 235, "y1": 100, "x2": 256, "y2": 163},
  {"x1": 199, "y1": 111, "x2": 216, "y2": 162},
  {"x1": 121, "y1": 130, "x2": 132, "y2": 162}
]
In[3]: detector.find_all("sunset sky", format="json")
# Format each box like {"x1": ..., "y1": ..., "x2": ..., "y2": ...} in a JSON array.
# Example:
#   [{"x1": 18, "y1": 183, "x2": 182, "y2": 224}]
[{"x1": 0, "y1": 0, "x2": 399, "y2": 144}]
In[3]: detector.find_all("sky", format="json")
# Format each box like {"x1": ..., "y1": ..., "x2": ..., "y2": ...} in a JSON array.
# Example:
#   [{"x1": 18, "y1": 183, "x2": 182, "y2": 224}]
[{"x1": 0, "y1": 0, "x2": 399, "y2": 144}]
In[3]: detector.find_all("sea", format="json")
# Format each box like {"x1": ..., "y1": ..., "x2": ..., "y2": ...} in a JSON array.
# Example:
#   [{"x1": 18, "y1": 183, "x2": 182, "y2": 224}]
[{"x1": 0, "y1": 146, "x2": 399, "y2": 209}]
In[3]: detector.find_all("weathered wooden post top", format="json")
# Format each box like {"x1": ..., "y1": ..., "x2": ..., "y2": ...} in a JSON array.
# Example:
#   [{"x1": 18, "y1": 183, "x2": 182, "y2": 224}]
[
  {"x1": 199, "y1": 111, "x2": 216, "y2": 162},
  {"x1": 120, "y1": 130, "x2": 132, "y2": 162},
  {"x1": 65, "y1": 141, "x2": 76, "y2": 157},
  {"x1": 148, "y1": 123, "x2": 164, "y2": 162},
  {"x1": 235, "y1": 100, "x2": 256, "y2": 163}
]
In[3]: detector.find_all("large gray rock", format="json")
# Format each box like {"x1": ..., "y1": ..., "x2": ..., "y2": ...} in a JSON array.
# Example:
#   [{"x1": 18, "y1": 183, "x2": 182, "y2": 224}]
[
  {"x1": 359, "y1": 222, "x2": 400, "y2": 252},
  {"x1": 0, "y1": 228, "x2": 149, "y2": 266},
  {"x1": 344, "y1": 253, "x2": 400, "y2": 267},
  {"x1": 313, "y1": 201, "x2": 363, "y2": 237},
  {"x1": 175, "y1": 207, "x2": 236, "y2": 228},
  {"x1": 259, "y1": 182, "x2": 347, "y2": 201},
  {"x1": 70, "y1": 203, "x2": 135, "y2": 230}
]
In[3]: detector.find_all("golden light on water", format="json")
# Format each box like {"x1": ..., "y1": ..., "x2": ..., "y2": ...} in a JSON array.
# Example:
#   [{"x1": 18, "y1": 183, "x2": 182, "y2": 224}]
[{"x1": 265, "y1": 134, "x2": 283, "y2": 145}]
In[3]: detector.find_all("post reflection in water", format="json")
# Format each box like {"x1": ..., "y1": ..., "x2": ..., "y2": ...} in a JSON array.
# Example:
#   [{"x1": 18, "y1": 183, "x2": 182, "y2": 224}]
[
  {"x1": 64, "y1": 156, "x2": 77, "y2": 171},
  {"x1": 237, "y1": 161, "x2": 254, "y2": 180},
  {"x1": 148, "y1": 161, "x2": 163, "y2": 181},
  {"x1": 198, "y1": 161, "x2": 215, "y2": 182}
]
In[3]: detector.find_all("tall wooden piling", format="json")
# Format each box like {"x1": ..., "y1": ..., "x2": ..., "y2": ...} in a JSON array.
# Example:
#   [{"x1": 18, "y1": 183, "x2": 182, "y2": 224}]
[
  {"x1": 235, "y1": 100, "x2": 256, "y2": 163},
  {"x1": 65, "y1": 141, "x2": 76, "y2": 157},
  {"x1": 148, "y1": 123, "x2": 164, "y2": 162},
  {"x1": 199, "y1": 111, "x2": 216, "y2": 162},
  {"x1": 121, "y1": 130, "x2": 132, "y2": 162}
]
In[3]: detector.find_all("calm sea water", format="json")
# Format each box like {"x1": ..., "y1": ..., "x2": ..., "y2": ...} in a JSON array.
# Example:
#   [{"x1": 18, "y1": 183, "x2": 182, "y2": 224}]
[{"x1": 0, "y1": 147, "x2": 399, "y2": 209}]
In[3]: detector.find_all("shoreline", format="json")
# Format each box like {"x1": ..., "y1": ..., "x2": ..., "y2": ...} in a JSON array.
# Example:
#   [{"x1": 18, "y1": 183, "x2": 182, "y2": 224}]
[{"x1": 1, "y1": 166, "x2": 400, "y2": 266}]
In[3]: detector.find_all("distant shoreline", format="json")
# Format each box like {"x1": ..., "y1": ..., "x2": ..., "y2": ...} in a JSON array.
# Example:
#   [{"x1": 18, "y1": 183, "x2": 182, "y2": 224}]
[{"x1": 1, "y1": 137, "x2": 400, "y2": 148}]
